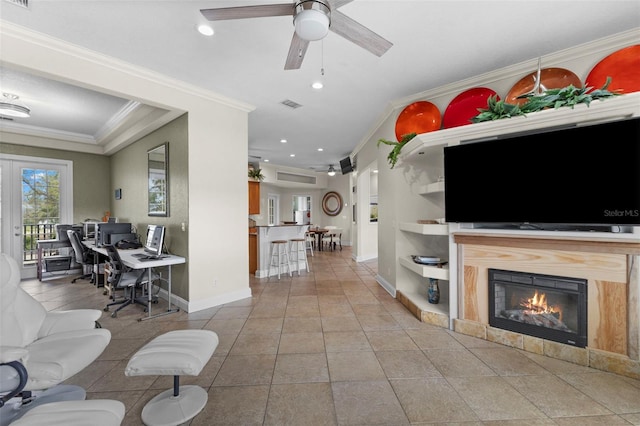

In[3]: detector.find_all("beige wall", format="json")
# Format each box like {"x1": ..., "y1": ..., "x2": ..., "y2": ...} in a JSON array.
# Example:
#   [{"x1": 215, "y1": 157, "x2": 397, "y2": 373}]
[
  {"x1": 110, "y1": 114, "x2": 190, "y2": 299},
  {"x1": 0, "y1": 142, "x2": 111, "y2": 223}
]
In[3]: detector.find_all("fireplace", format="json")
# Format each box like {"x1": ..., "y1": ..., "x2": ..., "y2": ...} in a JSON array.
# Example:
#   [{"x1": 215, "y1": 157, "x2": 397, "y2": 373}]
[{"x1": 489, "y1": 269, "x2": 587, "y2": 348}]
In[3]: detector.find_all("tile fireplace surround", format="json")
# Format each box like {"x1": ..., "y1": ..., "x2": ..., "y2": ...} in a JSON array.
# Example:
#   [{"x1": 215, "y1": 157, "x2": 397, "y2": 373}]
[{"x1": 452, "y1": 232, "x2": 640, "y2": 379}]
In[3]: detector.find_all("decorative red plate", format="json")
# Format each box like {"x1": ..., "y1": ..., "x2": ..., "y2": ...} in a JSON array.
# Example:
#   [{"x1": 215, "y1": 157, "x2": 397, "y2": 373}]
[
  {"x1": 395, "y1": 101, "x2": 441, "y2": 142},
  {"x1": 443, "y1": 87, "x2": 498, "y2": 129},
  {"x1": 585, "y1": 45, "x2": 640, "y2": 94},
  {"x1": 506, "y1": 68, "x2": 581, "y2": 106}
]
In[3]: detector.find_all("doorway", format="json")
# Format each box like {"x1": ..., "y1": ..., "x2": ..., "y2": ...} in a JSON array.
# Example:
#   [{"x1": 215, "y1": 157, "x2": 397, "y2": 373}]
[
  {"x1": 0, "y1": 154, "x2": 73, "y2": 278},
  {"x1": 292, "y1": 195, "x2": 311, "y2": 225}
]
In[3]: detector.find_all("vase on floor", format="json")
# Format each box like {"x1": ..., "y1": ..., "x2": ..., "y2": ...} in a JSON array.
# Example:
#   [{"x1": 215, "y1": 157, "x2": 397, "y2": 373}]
[{"x1": 428, "y1": 278, "x2": 440, "y2": 304}]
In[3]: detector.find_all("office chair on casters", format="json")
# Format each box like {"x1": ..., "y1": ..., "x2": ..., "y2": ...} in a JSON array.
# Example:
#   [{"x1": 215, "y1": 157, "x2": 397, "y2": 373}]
[
  {"x1": 0, "y1": 253, "x2": 112, "y2": 426},
  {"x1": 103, "y1": 245, "x2": 156, "y2": 318},
  {"x1": 67, "y1": 229, "x2": 94, "y2": 284}
]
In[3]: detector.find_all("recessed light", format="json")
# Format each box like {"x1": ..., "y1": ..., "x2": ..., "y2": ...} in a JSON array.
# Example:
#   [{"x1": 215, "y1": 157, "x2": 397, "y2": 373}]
[
  {"x1": 280, "y1": 139, "x2": 287, "y2": 143},
  {"x1": 264, "y1": 159, "x2": 269, "y2": 162},
  {"x1": 312, "y1": 81, "x2": 323, "y2": 89},
  {"x1": 317, "y1": 148, "x2": 323, "y2": 152},
  {"x1": 197, "y1": 24, "x2": 214, "y2": 36},
  {"x1": 290, "y1": 154, "x2": 295, "y2": 157}
]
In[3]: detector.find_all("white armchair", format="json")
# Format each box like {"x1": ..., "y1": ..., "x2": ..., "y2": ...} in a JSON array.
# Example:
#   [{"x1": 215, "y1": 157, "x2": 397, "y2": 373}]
[{"x1": 0, "y1": 253, "x2": 111, "y2": 425}]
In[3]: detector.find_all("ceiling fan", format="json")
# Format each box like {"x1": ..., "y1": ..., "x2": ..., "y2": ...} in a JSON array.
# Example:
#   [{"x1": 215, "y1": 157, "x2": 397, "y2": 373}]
[{"x1": 200, "y1": 0, "x2": 393, "y2": 70}]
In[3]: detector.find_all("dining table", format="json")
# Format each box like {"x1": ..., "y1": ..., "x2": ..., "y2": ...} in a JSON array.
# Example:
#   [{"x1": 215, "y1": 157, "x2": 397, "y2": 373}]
[{"x1": 308, "y1": 228, "x2": 329, "y2": 251}]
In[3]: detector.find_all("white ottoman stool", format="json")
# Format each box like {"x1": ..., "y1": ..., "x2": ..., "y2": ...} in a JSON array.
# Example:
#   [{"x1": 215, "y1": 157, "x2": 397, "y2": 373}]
[
  {"x1": 11, "y1": 399, "x2": 125, "y2": 426},
  {"x1": 125, "y1": 330, "x2": 219, "y2": 426}
]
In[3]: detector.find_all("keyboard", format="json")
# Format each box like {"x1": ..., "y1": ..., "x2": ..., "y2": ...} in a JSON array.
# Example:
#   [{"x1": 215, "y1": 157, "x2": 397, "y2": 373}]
[{"x1": 132, "y1": 253, "x2": 167, "y2": 261}]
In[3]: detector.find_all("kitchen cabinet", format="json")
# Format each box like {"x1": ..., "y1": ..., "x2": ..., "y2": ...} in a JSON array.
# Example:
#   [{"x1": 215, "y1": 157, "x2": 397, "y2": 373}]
[{"x1": 249, "y1": 181, "x2": 260, "y2": 214}]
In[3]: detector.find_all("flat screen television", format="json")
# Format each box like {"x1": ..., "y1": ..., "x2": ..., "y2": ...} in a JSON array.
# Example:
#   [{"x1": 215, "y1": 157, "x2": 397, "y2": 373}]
[
  {"x1": 443, "y1": 117, "x2": 640, "y2": 228},
  {"x1": 144, "y1": 224, "x2": 166, "y2": 257},
  {"x1": 340, "y1": 156, "x2": 354, "y2": 174}
]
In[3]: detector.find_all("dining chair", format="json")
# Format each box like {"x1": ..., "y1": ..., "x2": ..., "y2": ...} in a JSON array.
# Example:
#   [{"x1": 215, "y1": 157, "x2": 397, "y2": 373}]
[{"x1": 321, "y1": 226, "x2": 338, "y2": 251}]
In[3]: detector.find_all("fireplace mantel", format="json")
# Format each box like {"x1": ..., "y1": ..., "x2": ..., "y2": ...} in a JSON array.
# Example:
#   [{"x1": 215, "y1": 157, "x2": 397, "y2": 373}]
[
  {"x1": 452, "y1": 230, "x2": 640, "y2": 379},
  {"x1": 453, "y1": 231, "x2": 640, "y2": 255}
]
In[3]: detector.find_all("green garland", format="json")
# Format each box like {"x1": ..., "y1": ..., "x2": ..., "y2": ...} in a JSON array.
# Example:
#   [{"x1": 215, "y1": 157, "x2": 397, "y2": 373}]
[
  {"x1": 377, "y1": 132, "x2": 416, "y2": 169},
  {"x1": 378, "y1": 78, "x2": 619, "y2": 169},
  {"x1": 471, "y1": 77, "x2": 619, "y2": 123}
]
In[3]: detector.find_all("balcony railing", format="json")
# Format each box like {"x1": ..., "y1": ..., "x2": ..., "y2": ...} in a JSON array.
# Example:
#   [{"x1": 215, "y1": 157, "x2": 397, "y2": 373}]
[{"x1": 23, "y1": 223, "x2": 58, "y2": 265}]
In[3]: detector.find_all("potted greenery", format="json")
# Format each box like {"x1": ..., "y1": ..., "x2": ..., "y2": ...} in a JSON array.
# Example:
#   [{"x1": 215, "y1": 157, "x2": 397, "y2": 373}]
[
  {"x1": 377, "y1": 132, "x2": 417, "y2": 169},
  {"x1": 248, "y1": 168, "x2": 265, "y2": 181}
]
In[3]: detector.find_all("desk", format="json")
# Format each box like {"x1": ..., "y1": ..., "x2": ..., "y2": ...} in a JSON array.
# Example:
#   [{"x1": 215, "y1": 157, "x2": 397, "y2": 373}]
[
  {"x1": 84, "y1": 241, "x2": 185, "y2": 321},
  {"x1": 37, "y1": 239, "x2": 79, "y2": 281}
]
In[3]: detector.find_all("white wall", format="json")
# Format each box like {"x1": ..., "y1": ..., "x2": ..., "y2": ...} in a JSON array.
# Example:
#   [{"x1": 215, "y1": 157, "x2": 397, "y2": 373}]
[{"x1": 1, "y1": 22, "x2": 255, "y2": 311}]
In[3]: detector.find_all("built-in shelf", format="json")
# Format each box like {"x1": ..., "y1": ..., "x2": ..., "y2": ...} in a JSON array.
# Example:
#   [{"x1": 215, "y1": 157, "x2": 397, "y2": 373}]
[
  {"x1": 398, "y1": 289, "x2": 449, "y2": 316},
  {"x1": 399, "y1": 222, "x2": 448, "y2": 235},
  {"x1": 399, "y1": 256, "x2": 449, "y2": 280},
  {"x1": 417, "y1": 181, "x2": 445, "y2": 195}
]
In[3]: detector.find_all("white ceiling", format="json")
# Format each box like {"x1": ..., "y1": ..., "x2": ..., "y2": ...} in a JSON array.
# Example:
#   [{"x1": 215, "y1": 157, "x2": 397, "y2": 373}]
[{"x1": 1, "y1": 0, "x2": 639, "y2": 171}]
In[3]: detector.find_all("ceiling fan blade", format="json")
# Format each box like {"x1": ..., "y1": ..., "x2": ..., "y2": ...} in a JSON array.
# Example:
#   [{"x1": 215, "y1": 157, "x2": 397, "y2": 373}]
[
  {"x1": 200, "y1": 3, "x2": 293, "y2": 21},
  {"x1": 329, "y1": 10, "x2": 393, "y2": 57},
  {"x1": 284, "y1": 32, "x2": 310, "y2": 70},
  {"x1": 332, "y1": 0, "x2": 354, "y2": 9}
]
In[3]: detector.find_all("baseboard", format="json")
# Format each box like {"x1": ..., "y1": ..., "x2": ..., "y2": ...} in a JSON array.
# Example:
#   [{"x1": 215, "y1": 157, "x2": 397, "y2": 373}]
[{"x1": 156, "y1": 286, "x2": 252, "y2": 313}]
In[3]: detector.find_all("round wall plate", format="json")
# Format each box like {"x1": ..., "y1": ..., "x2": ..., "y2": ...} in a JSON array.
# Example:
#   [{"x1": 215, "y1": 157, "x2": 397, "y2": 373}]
[{"x1": 322, "y1": 191, "x2": 343, "y2": 216}]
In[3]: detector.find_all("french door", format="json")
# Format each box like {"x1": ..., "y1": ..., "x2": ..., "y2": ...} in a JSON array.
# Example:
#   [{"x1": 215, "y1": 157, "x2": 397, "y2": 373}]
[{"x1": 0, "y1": 154, "x2": 73, "y2": 279}]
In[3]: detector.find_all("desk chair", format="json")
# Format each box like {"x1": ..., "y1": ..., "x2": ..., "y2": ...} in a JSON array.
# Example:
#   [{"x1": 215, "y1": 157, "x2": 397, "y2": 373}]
[
  {"x1": 103, "y1": 245, "x2": 150, "y2": 318},
  {"x1": 0, "y1": 253, "x2": 111, "y2": 425},
  {"x1": 67, "y1": 229, "x2": 94, "y2": 283}
]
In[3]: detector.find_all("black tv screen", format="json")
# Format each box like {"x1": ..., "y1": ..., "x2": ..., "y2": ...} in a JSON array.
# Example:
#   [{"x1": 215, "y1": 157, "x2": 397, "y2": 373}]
[
  {"x1": 444, "y1": 117, "x2": 640, "y2": 226},
  {"x1": 340, "y1": 156, "x2": 353, "y2": 174}
]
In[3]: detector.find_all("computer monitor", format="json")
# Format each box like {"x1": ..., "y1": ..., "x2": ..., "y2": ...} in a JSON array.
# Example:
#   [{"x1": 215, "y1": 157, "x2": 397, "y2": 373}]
[
  {"x1": 95, "y1": 222, "x2": 132, "y2": 247},
  {"x1": 83, "y1": 221, "x2": 101, "y2": 240},
  {"x1": 144, "y1": 225, "x2": 165, "y2": 257}
]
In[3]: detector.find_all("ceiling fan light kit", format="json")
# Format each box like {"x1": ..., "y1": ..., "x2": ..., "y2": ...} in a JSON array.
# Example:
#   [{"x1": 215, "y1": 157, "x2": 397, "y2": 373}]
[
  {"x1": 327, "y1": 164, "x2": 336, "y2": 176},
  {"x1": 200, "y1": 0, "x2": 392, "y2": 70},
  {"x1": 0, "y1": 93, "x2": 30, "y2": 118},
  {"x1": 294, "y1": 0, "x2": 330, "y2": 41}
]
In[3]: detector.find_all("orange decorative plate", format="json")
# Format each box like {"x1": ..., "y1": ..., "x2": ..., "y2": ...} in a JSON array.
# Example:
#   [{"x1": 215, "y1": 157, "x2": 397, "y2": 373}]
[
  {"x1": 585, "y1": 45, "x2": 640, "y2": 94},
  {"x1": 395, "y1": 101, "x2": 441, "y2": 141},
  {"x1": 506, "y1": 68, "x2": 581, "y2": 105},
  {"x1": 443, "y1": 87, "x2": 498, "y2": 129}
]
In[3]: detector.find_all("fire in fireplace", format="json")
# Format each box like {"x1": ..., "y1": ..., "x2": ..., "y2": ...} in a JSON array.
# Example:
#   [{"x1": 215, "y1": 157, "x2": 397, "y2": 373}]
[{"x1": 489, "y1": 269, "x2": 587, "y2": 347}]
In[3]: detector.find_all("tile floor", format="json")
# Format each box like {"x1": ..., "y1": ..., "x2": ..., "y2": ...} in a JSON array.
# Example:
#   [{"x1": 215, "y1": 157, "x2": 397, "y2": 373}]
[{"x1": 21, "y1": 246, "x2": 640, "y2": 425}]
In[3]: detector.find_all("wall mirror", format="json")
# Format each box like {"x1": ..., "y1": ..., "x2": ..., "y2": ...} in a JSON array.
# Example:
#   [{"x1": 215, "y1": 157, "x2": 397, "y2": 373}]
[{"x1": 148, "y1": 142, "x2": 169, "y2": 217}]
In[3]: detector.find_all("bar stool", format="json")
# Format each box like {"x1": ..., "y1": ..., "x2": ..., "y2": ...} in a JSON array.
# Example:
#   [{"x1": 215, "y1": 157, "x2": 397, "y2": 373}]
[
  {"x1": 289, "y1": 238, "x2": 310, "y2": 275},
  {"x1": 305, "y1": 232, "x2": 314, "y2": 257},
  {"x1": 268, "y1": 240, "x2": 292, "y2": 280}
]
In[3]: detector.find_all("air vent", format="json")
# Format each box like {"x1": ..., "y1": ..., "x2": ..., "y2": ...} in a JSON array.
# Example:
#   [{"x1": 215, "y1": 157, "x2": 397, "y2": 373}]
[
  {"x1": 4, "y1": 0, "x2": 28, "y2": 8},
  {"x1": 276, "y1": 171, "x2": 316, "y2": 185},
  {"x1": 280, "y1": 99, "x2": 303, "y2": 109}
]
